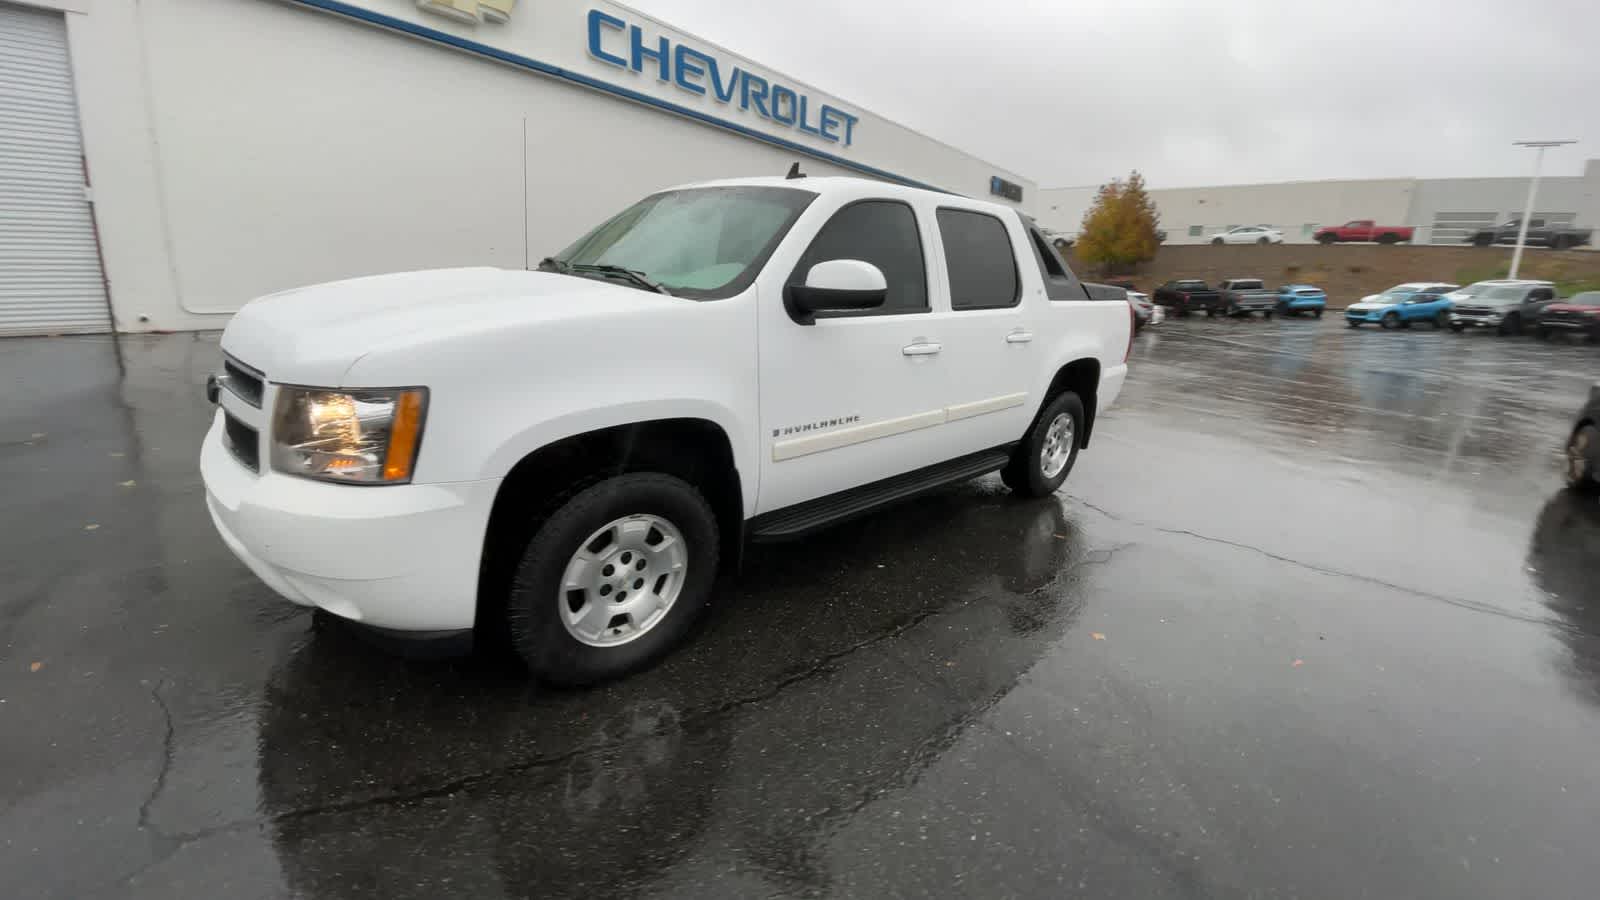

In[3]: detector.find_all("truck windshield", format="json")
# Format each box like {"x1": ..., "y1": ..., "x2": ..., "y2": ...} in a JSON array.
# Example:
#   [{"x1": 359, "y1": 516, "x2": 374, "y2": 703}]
[{"x1": 549, "y1": 186, "x2": 816, "y2": 299}]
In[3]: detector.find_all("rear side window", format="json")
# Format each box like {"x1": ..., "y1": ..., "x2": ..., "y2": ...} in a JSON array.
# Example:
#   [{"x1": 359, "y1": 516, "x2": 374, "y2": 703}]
[
  {"x1": 791, "y1": 200, "x2": 928, "y2": 315},
  {"x1": 937, "y1": 209, "x2": 1020, "y2": 310}
]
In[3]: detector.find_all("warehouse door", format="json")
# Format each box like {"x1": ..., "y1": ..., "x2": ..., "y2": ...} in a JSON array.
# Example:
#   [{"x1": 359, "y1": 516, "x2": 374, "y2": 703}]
[{"x1": 0, "y1": 2, "x2": 110, "y2": 335}]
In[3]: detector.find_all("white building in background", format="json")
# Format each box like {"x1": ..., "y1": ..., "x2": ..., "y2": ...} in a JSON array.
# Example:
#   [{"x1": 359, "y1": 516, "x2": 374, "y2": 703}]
[
  {"x1": 0, "y1": 0, "x2": 1033, "y2": 336},
  {"x1": 1038, "y1": 160, "x2": 1600, "y2": 247}
]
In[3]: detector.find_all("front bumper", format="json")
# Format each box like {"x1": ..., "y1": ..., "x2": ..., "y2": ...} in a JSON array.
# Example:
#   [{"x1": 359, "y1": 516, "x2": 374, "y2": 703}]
[
  {"x1": 201, "y1": 413, "x2": 501, "y2": 631},
  {"x1": 1450, "y1": 312, "x2": 1503, "y2": 328},
  {"x1": 1345, "y1": 309, "x2": 1389, "y2": 323}
]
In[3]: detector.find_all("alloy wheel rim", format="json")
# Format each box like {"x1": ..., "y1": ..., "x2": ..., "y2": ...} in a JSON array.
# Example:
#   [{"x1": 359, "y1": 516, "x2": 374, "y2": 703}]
[
  {"x1": 558, "y1": 514, "x2": 687, "y2": 647},
  {"x1": 1040, "y1": 413, "x2": 1075, "y2": 479}
]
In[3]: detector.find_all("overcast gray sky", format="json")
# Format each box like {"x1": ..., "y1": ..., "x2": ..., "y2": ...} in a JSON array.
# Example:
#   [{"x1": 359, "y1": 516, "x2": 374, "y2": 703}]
[{"x1": 641, "y1": 0, "x2": 1600, "y2": 189}]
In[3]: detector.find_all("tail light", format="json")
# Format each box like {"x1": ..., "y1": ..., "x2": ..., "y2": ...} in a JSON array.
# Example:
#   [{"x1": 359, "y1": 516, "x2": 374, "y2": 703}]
[{"x1": 1125, "y1": 301, "x2": 1135, "y2": 362}]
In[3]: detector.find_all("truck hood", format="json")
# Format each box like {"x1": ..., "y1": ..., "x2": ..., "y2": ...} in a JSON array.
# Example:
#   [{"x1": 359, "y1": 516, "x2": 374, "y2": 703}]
[{"x1": 220, "y1": 267, "x2": 677, "y2": 386}]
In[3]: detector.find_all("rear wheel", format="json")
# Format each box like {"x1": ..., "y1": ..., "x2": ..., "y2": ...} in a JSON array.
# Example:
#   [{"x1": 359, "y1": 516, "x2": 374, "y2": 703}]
[
  {"x1": 1212, "y1": 237, "x2": 1225, "y2": 246},
  {"x1": 1450, "y1": 323, "x2": 1465, "y2": 333},
  {"x1": 1313, "y1": 309, "x2": 1324, "y2": 319},
  {"x1": 1002, "y1": 391, "x2": 1084, "y2": 498},
  {"x1": 1381, "y1": 312, "x2": 1399, "y2": 330},
  {"x1": 1263, "y1": 310, "x2": 1274, "y2": 320},
  {"x1": 1538, "y1": 327, "x2": 1552, "y2": 340},
  {"x1": 1551, "y1": 235, "x2": 1569, "y2": 250},
  {"x1": 1317, "y1": 234, "x2": 1337, "y2": 245},
  {"x1": 1498, "y1": 314, "x2": 1521, "y2": 336},
  {"x1": 1433, "y1": 311, "x2": 1449, "y2": 329},
  {"x1": 1473, "y1": 233, "x2": 1494, "y2": 247},
  {"x1": 1567, "y1": 424, "x2": 1599, "y2": 492},
  {"x1": 507, "y1": 473, "x2": 718, "y2": 686},
  {"x1": 1377, "y1": 233, "x2": 1400, "y2": 245}
]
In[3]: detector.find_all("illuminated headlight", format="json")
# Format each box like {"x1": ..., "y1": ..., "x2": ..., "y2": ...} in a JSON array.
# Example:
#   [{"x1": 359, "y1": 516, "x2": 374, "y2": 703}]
[{"x1": 270, "y1": 386, "x2": 428, "y2": 484}]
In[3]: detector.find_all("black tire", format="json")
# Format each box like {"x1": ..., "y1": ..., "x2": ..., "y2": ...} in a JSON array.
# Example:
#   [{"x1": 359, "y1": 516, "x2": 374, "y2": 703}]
[
  {"x1": 1205, "y1": 307, "x2": 1216, "y2": 318},
  {"x1": 1313, "y1": 309, "x2": 1324, "y2": 319},
  {"x1": 1347, "y1": 320, "x2": 1360, "y2": 328},
  {"x1": 1263, "y1": 310, "x2": 1274, "y2": 320},
  {"x1": 507, "y1": 473, "x2": 719, "y2": 686},
  {"x1": 1178, "y1": 307, "x2": 1190, "y2": 318},
  {"x1": 1551, "y1": 235, "x2": 1569, "y2": 250},
  {"x1": 1433, "y1": 311, "x2": 1449, "y2": 329},
  {"x1": 1212, "y1": 237, "x2": 1224, "y2": 246},
  {"x1": 1317, "y1": 234, "x2": 1337, "y2": 245},
  {"x1": 1472, "y1": 233, "x2": 1493, "y2": 247},
  {"x1": 1381, "y1": 312, "x2": 1399, "y2": 330},
  {"x1": 1538, "y1": 327, "x2": 1552, "y2": 340},
  {"x1": 1257, "y1": 237, "x2": 1270, "y2": 245},
  {"x1": 1566, "y1": 424, "x2": 1599, "y2": 492},
  {"x1": 1377, "y1": 233, "x2": 1400, "y2": 245},
  {"x1": 1498, "y1": 314, "x2": 1521, "y2": 336},
  {"x1": 1002, "y1": 392, "x2": 1085, "y2": 498},
  {"x1": 1450, "y1": 323, "x2": 1465, "y2": 333}
]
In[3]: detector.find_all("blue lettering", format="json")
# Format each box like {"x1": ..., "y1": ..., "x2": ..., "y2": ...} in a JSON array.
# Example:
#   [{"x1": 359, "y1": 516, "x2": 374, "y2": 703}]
[
  {"x1": 708, "y1": 57, "x2": 739, "y2": 103},
  {"x1": 629, "y1": 24, "x2": 669, "y2": 81},
  {"x1": 769, "y1": 85, "x2": 798, "y2": 126},
  {"x1": 740, "y1": 73, "x2": 771, "y2": 118},
  {"x1": 674, "y1": 45, "x2": 710, "y2": 95},
  {"x1": 839, "y1": 111, "x2": 859, "y2": 147},
  {"x1": 797, "y1": 95, "x2": 821, "y2": 136},
  {"x1": 818, "y1": 105, "x2": 843, "y2": 143},
  {"x1": 586, "y1": 9, "x2": 626, "y2": 68}
]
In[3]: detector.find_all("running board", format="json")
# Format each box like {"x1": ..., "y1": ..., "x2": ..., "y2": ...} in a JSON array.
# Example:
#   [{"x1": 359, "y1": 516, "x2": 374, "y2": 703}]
[{"x1": 747, "y1": 446, "x2": 1015, "y2": 542}]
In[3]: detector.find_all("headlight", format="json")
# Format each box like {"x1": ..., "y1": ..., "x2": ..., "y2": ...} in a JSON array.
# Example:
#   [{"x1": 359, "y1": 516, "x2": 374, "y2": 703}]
[{"x1": 270, "y1": 386, "x2": 428, "y2": 484}]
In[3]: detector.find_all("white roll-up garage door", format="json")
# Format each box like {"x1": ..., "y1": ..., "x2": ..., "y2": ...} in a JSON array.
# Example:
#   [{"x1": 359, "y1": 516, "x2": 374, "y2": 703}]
[{"x1": 0, "y1": 2, "x2": 110, "y2": 336}]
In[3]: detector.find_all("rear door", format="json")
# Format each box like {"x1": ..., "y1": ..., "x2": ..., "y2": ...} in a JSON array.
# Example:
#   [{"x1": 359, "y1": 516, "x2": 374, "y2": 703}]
[
  {"x1": 927, "y1": 204, "x2": 1038, "y2": 457},
  {"x1": 754, "y1": 197, "x2": 950, "y2": 514}
]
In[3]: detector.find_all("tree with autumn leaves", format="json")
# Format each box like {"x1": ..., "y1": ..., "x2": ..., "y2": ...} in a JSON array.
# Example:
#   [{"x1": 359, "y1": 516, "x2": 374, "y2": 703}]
[{"x1": 1076, "y1": 171, "x2": 1161, "y2": 274}]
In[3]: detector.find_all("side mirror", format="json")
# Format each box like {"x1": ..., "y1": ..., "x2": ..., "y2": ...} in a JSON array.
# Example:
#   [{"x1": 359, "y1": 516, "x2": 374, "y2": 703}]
[{"x1": 785, "y1": 259, "x2": 887, "y2": 325}]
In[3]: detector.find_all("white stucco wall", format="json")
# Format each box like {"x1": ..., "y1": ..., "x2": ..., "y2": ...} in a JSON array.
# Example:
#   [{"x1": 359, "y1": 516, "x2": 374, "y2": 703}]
[{"x1": 62, "y1": 0, "x2": 1033, "y2": 332}]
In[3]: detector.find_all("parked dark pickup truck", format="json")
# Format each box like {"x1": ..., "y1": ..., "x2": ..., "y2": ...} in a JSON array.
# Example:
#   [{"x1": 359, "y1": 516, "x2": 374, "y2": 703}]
[
  {"x1": 1152, "y1": 279, "x2": 1222, "y2": 318},
  {"x1": 1468, "y1": 219, "x2": 1593, "y2": 250},
  {"x1": 1217, "y1": 278, "x2": 1279, "y2": 318}
]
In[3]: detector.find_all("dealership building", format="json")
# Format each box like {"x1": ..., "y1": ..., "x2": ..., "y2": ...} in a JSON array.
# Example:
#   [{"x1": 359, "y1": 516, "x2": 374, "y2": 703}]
[
  {"x1": 1039, "y1": 160, "x2": 1600, "y2": 247},
  {"x1": 0, "y1": 0, "x2": 1033, "y2": 336}
]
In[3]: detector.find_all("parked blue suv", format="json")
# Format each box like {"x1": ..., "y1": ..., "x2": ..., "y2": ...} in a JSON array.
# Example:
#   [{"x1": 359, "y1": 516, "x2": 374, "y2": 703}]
[
  {"x1": 1345, "y1": 282, "x2": 1460, "y2": 329},
  {"x1": 1275, "y1": 284, "x2": 1327, "y2": 318}
]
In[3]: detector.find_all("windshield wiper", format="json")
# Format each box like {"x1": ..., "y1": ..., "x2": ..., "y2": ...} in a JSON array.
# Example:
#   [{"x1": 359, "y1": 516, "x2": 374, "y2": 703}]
[{"x1": 571, "y1": 264, "x2": 672, "y2": 295}]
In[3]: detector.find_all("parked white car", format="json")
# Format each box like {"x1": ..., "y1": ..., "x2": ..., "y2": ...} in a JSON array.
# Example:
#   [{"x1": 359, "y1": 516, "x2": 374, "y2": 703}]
[
  {"x1": 1211, "y1": 225, "x2": 1285, "y2": 245},
  {"x1": 200, "y1": 175, "x2": 1132, "y2": 684}
]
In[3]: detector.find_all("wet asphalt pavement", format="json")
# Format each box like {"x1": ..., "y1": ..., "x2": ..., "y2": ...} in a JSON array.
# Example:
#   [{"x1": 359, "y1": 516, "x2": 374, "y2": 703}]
[{"x1": 6, "y1": 319, "x2": 1600, "y2": 899}]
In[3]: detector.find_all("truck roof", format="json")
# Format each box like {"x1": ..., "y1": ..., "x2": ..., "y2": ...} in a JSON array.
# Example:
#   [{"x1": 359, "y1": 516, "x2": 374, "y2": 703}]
[
  {"x1": 663, "y1": 175, "x2": 1020, "y2": 218},
  {"x1": 1469, "y1": 279, "x2": 1555, "y2": 287}
]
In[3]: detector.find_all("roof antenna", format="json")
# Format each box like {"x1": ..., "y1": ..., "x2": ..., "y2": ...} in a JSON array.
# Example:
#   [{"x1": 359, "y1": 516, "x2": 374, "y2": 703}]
[{"x1": 785, "y1": 162, "x2": 806, "y2": 180}]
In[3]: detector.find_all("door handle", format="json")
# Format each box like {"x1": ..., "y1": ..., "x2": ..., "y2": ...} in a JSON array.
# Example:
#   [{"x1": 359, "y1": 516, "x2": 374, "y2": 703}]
[
  {"x1": 902, "y1": 341, "x2": 942, "y2": 356},
  {"x1": 1006, "y1": 330, "x2": 1034, "y2": 343}
]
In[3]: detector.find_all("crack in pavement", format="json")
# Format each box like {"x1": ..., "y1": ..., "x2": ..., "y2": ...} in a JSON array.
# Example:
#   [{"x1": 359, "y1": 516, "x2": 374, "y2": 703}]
[
  {"x1": 137, "y1": 680, "x2": 177, "y2": 834},
  {"x1": 1068, "y1": 495, "x2": 1569, "y2": 633}
]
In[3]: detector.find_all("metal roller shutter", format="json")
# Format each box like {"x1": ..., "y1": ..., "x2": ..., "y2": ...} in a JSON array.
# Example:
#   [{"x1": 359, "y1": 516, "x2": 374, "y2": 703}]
[{"x1": 0, "y1": 2, "x2": 110, "y2": 336}]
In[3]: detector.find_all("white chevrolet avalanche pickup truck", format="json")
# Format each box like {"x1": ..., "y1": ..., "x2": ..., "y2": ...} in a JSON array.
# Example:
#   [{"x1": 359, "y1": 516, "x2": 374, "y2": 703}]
[{"x1": 201, "y1": 175, "x2": 1131, "y2": 684}]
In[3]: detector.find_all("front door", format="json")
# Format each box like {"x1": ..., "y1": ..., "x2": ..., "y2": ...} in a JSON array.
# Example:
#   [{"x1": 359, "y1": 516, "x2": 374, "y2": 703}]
[{"x1": 755, "y1": 198, "x2": 951, "y2": 515}]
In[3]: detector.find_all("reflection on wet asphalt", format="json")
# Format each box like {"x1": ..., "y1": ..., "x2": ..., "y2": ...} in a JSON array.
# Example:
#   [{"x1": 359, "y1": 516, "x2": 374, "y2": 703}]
[{"x1": 5, "y1": 321, "x2": 1600, "y2": 899}]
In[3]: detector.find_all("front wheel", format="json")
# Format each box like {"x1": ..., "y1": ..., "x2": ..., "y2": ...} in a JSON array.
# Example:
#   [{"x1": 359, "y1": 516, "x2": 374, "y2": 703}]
[
  {"x1": 1538, "y1": 327, "x2": 1552, "y2": 340},
  {"x1": 1567, "y1": 424, "x2": 1599, "y2": 492},
  {"x1": 1263, "y1": 310, "x2": 1274, "y2": 320},
  {"x1": 1002, "y1": 392, "x2": 1085, "y2": 498},
  {"x1": 1257, "y1": 237, "x2": 1270, "y2": 245},
  {"x1": 1347, "y1": 320, "x2": 1360, "y2": 328},
  {"x1": 507, "y1": 473, "x2": 719, "y2": 686},
  {"x1": 1450, "y1": 323, "x2": 1465, "y2": 333},
  {"x1": 1433, "y1": 311, "x2": 1449, "y2": 329},
  {"x1": 1381, "y1": 312, "x2": 1399, "y2": 330},
  {"x1": 1313, "y1": 308, "x2": 1324, "y2": 319}
]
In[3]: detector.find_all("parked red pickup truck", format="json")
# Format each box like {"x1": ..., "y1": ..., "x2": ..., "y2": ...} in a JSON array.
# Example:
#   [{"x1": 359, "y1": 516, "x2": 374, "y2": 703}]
[{"x1": 1314, "y1": 221, "x2": 1414, "y2": 245}]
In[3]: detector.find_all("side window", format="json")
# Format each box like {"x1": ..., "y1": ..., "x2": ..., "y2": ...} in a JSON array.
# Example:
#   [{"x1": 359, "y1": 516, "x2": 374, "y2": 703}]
[
  {"x1": 1529, "y1": 288, "x2": 1554, "y2": 302},
  {"x1": 1026, "y1": 228, "x2": 1067, "y2": 278},
  {"x1": 790, "y1": 200, "x2": 928, "y2": 315},
  {"x1": 937, "y1": 208, "x2": 1020, "y2": 310}
]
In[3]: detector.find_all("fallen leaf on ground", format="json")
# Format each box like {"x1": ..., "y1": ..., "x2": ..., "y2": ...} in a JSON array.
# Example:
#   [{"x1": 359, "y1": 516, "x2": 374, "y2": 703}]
[
  {"x1": 31, "y1": 433, "x2": 45, "y2": 439},
  {"x1": 119, "y1": 480, "x2": 136, "y2": 488},
  {"x1": 29, "y1": 662, "x2": 42, "y2": 672},
  {"x1": 84, "y1": 524, "x2": 99, "y2": 531},
  {"x1": 1292, "y1": 659, "x2": 1305, "y2": 667},
  {"x1": 1091, "y1": 632, "x2": 1106, "y2": 641},
  {"x1": 1054, "y1": 533, "x2": 1068, "y2": 539},
  {"x1": 108, "y1": 452, "x2": 125, "y2": 458}
]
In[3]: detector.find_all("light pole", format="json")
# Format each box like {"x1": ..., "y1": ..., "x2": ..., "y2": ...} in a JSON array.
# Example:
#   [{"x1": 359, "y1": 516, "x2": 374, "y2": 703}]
[{"x1": 1508, "y1": 140, "x2": 1576, "y2": 279}]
